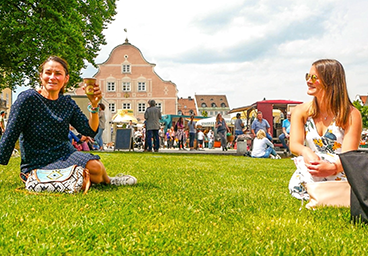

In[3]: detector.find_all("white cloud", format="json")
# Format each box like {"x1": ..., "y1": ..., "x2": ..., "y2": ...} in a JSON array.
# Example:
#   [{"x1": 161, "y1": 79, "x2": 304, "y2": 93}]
[{"x1": 82, "y1": 0, "x2": 368, "y2": 109}]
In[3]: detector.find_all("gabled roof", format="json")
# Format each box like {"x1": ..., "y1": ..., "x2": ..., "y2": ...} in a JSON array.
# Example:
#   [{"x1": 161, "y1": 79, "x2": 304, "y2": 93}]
[
  {"x1": 177, "y1": 97, "x2": 197, "y2": 115},
  {"x1": 359, "y1": 95, "x2": 368, "y2": 105},
  {"x1": 195, "y1": 95, "x2": 229, "y2": 108}
]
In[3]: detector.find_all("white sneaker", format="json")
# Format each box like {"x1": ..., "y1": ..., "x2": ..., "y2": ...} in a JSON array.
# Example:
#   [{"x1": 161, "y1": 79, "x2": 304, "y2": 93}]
[
  {"x1": 110, "y1": 174, "x2": 137, "y2": 186},
  {"x1": 275, "y1": 154, "x2": 282, "y2": 159},
  {"x1": 270, "y1": 155, "x2": 276, "y2": 159}
]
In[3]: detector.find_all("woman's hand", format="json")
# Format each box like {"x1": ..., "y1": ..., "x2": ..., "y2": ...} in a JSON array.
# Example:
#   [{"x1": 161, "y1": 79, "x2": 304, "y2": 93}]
[
  {"x1": 85, "y1": 83, "x2": 102, "y2": 106},
  {"x1": 301, "y1": 147, "x2": 320, "y2": 164},
  {"x1": 85, "y1": 83, "x2": 102, "y2": 131},
  {"x1": 306, "y1": 160, "x2": 337, "y2": 177}
]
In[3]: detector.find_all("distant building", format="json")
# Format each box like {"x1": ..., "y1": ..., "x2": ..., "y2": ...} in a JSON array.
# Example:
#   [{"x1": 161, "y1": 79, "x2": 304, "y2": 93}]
[
  {"x1": 0, "y1": 88, "x2": 12, "y2": 118},
  {"x1": 195, "y1": 94, "x2": 230, "y2": 117},
  {"x1": 356, "y1": 95, "x2": 368, "y2": 106},
  {"x1": 74, "y1": 39, "x2": 178, "y2": 121},
  {"x1": 177, "y1": 96, "x2": 197, "y2": 116}
]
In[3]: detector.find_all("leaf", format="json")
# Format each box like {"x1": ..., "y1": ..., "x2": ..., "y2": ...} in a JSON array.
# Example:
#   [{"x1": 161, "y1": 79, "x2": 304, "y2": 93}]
[{"x1": 0, "y1": 0, "x2": 117, "y2": 91}]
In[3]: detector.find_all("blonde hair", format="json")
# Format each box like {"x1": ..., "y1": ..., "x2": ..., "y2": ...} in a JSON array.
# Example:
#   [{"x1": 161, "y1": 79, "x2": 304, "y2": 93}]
[
  {"x1": 309, "y1": 59, "x2": 352, "y2": 128},
  {"x1": 256, "y1": 129, "x2": 266, "y2": 139}
]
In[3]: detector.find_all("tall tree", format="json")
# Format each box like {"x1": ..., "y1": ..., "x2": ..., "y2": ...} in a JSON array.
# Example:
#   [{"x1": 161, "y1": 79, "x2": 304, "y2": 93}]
[
  {"x1": 353, "y1": 100, "x2": 368, "y2": 128},
  {"x1": 0, "y1": 0, "x2": 117, "y2": 91}
]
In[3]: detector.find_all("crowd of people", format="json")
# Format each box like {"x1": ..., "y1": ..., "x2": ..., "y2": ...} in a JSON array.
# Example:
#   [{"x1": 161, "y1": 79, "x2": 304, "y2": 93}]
[
  {"x1": 131, "y1": 114, "x2": 217, "y2": 152},
  {"x1": 128, "y1": 107, "x2": 291, "y2": 156}
]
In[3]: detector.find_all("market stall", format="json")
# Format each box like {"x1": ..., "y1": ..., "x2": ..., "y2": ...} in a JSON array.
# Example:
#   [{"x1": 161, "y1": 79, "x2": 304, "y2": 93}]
[{"x1": 111, "y1": 109, "x2": 138, "y2": 142}]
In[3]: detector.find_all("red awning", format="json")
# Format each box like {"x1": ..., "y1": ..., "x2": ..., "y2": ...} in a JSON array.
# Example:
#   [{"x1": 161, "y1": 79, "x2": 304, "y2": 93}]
[{"x1": 228, "y1": 100, "x2": 303, "y2": 114}]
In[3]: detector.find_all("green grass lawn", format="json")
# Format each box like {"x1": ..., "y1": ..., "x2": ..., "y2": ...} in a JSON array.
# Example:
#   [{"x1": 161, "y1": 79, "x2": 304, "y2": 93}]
[{"x1": 0, "y1": 152, "x2": 367, "y2": 255}]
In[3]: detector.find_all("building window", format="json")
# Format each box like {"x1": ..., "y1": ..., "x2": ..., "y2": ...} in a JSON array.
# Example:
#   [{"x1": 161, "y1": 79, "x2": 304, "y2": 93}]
[
  {"x1": 178, "y1": 110, "x2": 182, "y2": 115},
  {"x1": 123, "y1": 103, "x2": 131, "y2": 109},
  {"x1": 107, "y1": 82, "x2": 115, "y2": 91},
  {"x1": 122, "y1": 64, "x2": 131, "y2": 73},
  {"x1": 221, "y1": 103, "x2": 226, "y2": 107},
  {"x1": 138, "y1": 103, "x2": 146, "y2": 112},
  {"x1": 109, "y1": 103, "x2": 116, "y2": 113},
  {"x1": 189, "y1": 110, "x2": 194, "y2": 115},
  {"x1": 156, "y1": 102, "x2": 162, "y2": 110},
  {"x1": 122, "y1": 82, "x2": 131, "y2": 91},
  {"x1": 211, "y1": 103, "x2": 217, "y2": 107},
  {"x1": 201, "y1": 103, "x2": 207, "y2": 107},
  {"x1": 138, "y1": 82, "x2": 146, "y2": 91}
]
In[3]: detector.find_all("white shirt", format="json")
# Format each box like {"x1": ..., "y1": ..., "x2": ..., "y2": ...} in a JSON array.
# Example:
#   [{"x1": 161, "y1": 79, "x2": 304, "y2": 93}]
[
  {"x1": 251, "y1": 137, "x2": 274, "y2": 157},
  {"x1": 197, "y1": 131, "x2": 204, "y2": 140},
  {"x1": 207, "y1": 131, "x2": 214, "y2": 142}
]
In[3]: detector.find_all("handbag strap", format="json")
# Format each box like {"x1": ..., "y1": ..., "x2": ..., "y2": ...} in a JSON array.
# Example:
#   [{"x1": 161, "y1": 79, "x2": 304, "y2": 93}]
[
  {"x1": 82, "y1": 169, "x2": 91, "y2": 195},
  {"x1": 19, "y1": 172, "x2": 29, "y2": 183}
]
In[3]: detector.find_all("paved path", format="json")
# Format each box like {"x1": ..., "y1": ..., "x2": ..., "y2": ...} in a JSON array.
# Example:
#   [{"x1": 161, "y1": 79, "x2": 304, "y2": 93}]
[
  {"x1": 108, "y1": 147, "x2": 368, "y2": 157},
  {"x1": 140, "y1": 147, "x2": 241, "y2": 156},
  {"x1": 110, "y1": 147, "x2": 271, "y2": 156}
]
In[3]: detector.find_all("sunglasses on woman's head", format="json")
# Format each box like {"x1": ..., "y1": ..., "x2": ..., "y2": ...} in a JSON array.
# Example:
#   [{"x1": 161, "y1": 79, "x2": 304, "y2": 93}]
[{"x1": 305, "y1": 73, "x2": 318, "y2": 83}]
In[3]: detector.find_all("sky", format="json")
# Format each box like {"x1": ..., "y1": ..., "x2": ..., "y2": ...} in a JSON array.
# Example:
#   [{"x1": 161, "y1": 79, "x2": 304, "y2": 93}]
[{"x1": 81, "y1": 0, "x2": 368, "y2": 110}]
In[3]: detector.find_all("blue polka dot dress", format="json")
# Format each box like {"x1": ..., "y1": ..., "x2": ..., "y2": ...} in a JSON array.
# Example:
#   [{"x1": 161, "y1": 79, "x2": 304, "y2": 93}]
[{"x1": 0, "y1": 89, "x2": 100, "y2": 174}]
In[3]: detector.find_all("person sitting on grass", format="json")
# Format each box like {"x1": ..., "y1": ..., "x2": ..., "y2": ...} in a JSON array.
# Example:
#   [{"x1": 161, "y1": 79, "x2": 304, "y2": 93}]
[
  {"x1": 279, "y1": 112, "x2": 291, "y2": 154},
  {"x1": 288, "y1": 59, "x2": 361, "y2": 200},
  {"x1": 251, "y1": 130, "x2": 281, "y2": 159},
  {"x1": 0, "y1": 56, "x2": 137, "y2": 187}
]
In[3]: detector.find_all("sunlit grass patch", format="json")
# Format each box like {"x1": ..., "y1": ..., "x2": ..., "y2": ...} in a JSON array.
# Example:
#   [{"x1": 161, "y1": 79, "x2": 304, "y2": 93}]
[{"x1": 0, "y1": 152, "x2": 366, "y2": 254}]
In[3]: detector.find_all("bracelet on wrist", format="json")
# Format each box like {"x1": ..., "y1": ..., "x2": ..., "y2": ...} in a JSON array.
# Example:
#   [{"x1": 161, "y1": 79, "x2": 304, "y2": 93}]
[{"x1": 87, "y1": 104, "x2": 100, "y2": 113}]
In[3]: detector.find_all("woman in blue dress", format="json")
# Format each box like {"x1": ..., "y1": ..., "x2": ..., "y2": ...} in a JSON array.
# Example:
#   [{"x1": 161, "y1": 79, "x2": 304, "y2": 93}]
[{"x1": 0, "y1": 56, "x2": 136, "y2": 186}]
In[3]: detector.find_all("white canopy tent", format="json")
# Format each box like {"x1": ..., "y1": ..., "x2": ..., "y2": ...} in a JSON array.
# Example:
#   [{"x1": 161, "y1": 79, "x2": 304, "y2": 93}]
[
  {"x1": 111, "y1": 109, "x2": 138, "y2": 124},
  {"x1": 196, "y1": 116, "x2": 232, "y2": 127},
  {"x1": 111, "y1": 109, "x2": 139, "y2": 142}
]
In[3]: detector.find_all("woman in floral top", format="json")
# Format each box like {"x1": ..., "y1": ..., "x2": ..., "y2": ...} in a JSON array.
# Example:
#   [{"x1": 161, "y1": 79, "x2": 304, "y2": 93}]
[{"x1": 289, "y1": 59, "x2": 362, "y2": 199}]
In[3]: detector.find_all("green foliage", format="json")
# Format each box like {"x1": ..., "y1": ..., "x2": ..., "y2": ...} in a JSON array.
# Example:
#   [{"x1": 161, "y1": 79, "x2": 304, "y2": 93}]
[
  {"x1": 353, "y1": 100, "x2": 368, "y2": 128},
  {"x1": 1, "y1": 152, "x2": 368, "y2": 254},
  {"x1": 0, "y1": 0, "x2": 117, "y2": 91}
]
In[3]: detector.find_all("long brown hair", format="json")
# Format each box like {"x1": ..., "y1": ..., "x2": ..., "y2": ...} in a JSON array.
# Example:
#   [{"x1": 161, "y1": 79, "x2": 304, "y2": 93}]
[
  {"x1": 189, "y1": 115, "x2": 194, "y2": 124},
  {"x1": 178, "y1": 117, "x2": 183, "y2": 125},
  {"x1": 309, "y1": 59, "x2": 352, "y2": 128},
  {"x1": 216, "y1": 113, "x2": 222, "y2": 123}
]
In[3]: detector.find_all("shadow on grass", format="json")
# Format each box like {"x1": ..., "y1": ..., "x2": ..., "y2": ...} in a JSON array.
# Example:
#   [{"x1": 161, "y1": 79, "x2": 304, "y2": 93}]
[{"x1": 91, "y1": 181, "x2": 161, "y2": 191}]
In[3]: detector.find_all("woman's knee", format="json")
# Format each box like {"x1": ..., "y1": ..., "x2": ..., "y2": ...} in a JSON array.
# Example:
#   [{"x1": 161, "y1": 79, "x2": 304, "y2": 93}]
[{"x1": 86, "y1": 160, "x2": 106, "y2": 183}]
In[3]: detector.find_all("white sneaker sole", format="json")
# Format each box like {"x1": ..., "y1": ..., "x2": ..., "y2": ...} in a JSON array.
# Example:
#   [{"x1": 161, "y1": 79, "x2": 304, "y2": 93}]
[{"x1": 125, "y1": 176, "x2": 137, "y2": 185}]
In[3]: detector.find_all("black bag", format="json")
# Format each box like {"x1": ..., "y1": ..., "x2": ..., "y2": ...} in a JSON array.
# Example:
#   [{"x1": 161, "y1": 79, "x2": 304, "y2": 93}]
[
  {"x1": 174, "y1": 123, "x2": 178, "y2": 132},
  {"x1": 339, "y1": 150, "x2": 368, "y2": 223}
]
